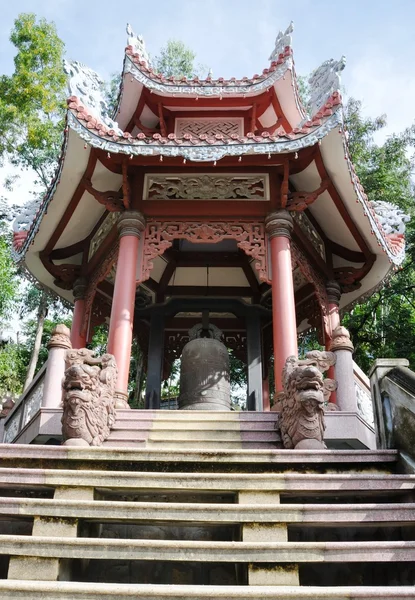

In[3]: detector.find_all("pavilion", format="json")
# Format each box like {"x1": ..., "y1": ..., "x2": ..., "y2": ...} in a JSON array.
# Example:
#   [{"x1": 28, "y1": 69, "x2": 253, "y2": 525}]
[{"x1": 11, "y1": 23, "x2": 406, "y2": 420}]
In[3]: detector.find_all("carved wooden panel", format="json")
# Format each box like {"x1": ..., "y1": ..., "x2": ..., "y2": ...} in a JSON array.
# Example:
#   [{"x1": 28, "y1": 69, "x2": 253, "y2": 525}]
[
  {"x1": 174, "y1": 117, "x2": 244, "y2": 138},
  {"x1": 141, "y1": 220, "x2": 268, "y2": 284},
  {"x1": 294, "y1": 211, "x2": 325, "y2": 260},
  {"x1": 89, "y1": 212, "x2": 118, "y2": 260},
  {"x1": 143, "y1": 173, "x2": 269, "y2": 201}
]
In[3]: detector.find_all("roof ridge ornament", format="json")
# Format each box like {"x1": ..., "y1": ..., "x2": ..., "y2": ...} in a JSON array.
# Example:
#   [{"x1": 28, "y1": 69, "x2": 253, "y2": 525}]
[
  {"x1": 370, "y1": 200, "x2": 410, "y2": 235},
  {"x1": 126, "y1": 23, "x2": 150, "y2": 66},
  {"x1": 308, "y1": 56, "x2": 346, "y2": 116},
  {"x1": 269, "y1": 21, "x2": 294, "y2": 62},
  {"x1": 63, "y1": 60, "x2": 122, "y2": 135}
]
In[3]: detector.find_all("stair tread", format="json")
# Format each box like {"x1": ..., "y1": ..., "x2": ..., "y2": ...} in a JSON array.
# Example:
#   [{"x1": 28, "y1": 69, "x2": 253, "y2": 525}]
[
  {"x1": 3, "y1": 498, "x2": 415, "y2": 524},
  {"x1": 1, "y1": 467, "x2": 410, "y2": 491},
  {"x1": 2, "y1": 535, "x2": 415, "y2": 562},
  {"x1": 0, "y1": 581, "x2": 414, "y2": 599},
  {"x1": 0, "y1": 444, "x2": 397, "y2": 460}
]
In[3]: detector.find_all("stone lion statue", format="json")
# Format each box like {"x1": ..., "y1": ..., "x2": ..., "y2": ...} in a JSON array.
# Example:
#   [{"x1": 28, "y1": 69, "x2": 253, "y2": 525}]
[
  {"x1": 61, "y1": 348, "x2": 118, "y2": 446},
  {"x1": 279, "y1": 351, "x2": 336, "y2": 450}
]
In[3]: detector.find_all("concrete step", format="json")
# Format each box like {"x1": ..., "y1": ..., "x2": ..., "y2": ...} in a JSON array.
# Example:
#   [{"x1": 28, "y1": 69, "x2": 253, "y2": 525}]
[
  {"x1": 3, "y1": 498, "x2": 415, "y2": 525},
  {"x1": 111, "y1": 420, "x2": 277, "y2": 431},
  {"x1": 0, "y1": 445, "x2": 398, "y2": 471},
  {"x1": 115, "y1": 410, "x2": 278, "y2": 421},
  {"x1": 2, "y1": 535, "x2": 415, "y2": 562},
  {"x1": 1, "y1": 468, "x2": 411, "y2": 495},
  {"x1": 0, "y1": 581, "x2": 414, "y2": 600},
  {"x1": 145, "y1": 429, "x2": 280, "y2": 442},
  {"x1": 144, "y1": 441, "x2": 277, "y2": 450}
]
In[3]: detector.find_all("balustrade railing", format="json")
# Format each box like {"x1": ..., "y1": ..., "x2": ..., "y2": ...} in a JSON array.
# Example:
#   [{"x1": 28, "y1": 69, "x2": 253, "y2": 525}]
[
  {"x1": 2, "y1": 364, "x2": 47, "y2": 444},
  {"x1": 353, "y1": 361, "x2": 374, "y2": 427}
]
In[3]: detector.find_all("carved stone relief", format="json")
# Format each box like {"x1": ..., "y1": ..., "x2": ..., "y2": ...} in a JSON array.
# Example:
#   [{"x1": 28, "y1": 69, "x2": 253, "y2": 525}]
[
  {"x1": 62, "y1": 349, "x2": 118, "y2": 446},
  {"x1": 280, "y1": 351, "x2": 337, "y2": 449},
  {"x1": 144, "y1": 174, "x2": 269, "y2": 201}
]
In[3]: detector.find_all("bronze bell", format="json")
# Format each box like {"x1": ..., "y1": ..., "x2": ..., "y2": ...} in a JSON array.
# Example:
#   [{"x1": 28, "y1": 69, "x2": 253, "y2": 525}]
[{"x1": 178, "y1": 324, "x2": 231, "y2": 411}]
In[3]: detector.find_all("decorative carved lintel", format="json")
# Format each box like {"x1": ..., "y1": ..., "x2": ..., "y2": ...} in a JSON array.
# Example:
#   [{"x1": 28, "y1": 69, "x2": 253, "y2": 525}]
[{"x1": 141, "y1": 220, "x2": 268, "y2": 284}]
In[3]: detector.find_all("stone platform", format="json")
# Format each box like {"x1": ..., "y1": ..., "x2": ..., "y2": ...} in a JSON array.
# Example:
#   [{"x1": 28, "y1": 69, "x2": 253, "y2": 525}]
[{"x1": 7, "y1": 408, "x2": 376, "y2": 450}]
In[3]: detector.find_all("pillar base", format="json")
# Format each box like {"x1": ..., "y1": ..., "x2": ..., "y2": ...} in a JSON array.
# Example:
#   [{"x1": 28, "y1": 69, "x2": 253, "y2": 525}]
[{"x1": 114, "y1": 390, "x2": 130, "y2": 409}]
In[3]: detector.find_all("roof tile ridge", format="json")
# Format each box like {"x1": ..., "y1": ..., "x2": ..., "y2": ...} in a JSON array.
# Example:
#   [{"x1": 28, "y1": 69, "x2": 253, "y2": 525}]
[{"x1": 125, "y1": 45, "x2": 292, "y2": 88}]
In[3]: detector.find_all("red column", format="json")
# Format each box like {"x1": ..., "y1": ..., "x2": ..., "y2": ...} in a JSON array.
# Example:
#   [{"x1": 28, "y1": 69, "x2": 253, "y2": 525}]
[
  {"x1": 262, "y1": 377, "x2": 270, "y2": 411},
  {"x1": 107, "y1": 211, "x2": 146, "y2": 408},
  {"x1": 70, "y1": 278, "x2": 87, "y2": 349},
  {"x1": 325, "y1": 280, "x2": 342, "y2": 403},
  {"x1": 265, "y1": 210, "x2": 298, "y2": 396}
]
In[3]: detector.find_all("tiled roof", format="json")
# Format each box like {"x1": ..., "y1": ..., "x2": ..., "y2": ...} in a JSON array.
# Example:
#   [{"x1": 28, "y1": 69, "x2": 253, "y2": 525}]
[{"x1": 125, "y1": 45, "x2": 292, "y2": 90}]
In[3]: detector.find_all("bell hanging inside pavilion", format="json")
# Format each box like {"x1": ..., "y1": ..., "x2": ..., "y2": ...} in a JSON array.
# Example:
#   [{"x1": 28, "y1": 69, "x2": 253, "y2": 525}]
[{"x1": 178, "y1": 323, "x2": 231, "y2": 411}]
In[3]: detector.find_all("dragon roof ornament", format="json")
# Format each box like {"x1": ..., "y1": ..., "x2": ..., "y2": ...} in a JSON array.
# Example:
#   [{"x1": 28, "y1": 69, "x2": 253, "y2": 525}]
[
  {"x1": 13, "y1": 198, "x2": 41, "y2": 233},
  {"x1": 63, "y1": 60, "x2": 122, "y2": 135},
  {"x1": 126, "y1": 23, "x2": 151, "y2": 66},
  {"x1": 370, "y1": 201, "x2": 410, "y2": 235},
  {"x1": 308, "y1": 56, "x2": 346, "y2": 116},
  {"x1": 269, "y1": 21, "x2": 294, "y2": 62}
]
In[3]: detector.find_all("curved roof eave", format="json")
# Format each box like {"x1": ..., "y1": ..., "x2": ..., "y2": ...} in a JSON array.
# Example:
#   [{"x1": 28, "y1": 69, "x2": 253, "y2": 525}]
[
  {"x1": 66, "y1": 99, "x2": 342, "y2": 163},
  {"x1": 320, "y1": 127, "x2": 405, "y2": 267}
]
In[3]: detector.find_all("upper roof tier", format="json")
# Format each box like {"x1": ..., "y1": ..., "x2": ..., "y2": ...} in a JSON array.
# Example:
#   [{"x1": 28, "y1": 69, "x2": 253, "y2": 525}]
[
  {"x1": 63, "y1": 22, "x2": 347, "y2": 160},
  {"x1": 10, "y1": 22, "x2": 410, "y2": 314}
]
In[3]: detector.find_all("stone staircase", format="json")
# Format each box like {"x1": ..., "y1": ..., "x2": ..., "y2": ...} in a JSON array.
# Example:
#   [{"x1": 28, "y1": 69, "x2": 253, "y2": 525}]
[
  {"x1": 105, "y1": 410, "x2": 282, "y2": 449},
  {"x1": 0, "y1": 444, "x2": 414, "y2": 597}
]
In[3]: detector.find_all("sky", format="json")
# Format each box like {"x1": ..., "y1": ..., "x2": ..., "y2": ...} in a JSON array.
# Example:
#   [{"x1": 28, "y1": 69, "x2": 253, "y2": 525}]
[{"x1": 1, "y1": 0, "x2": 414, "y2": 203}]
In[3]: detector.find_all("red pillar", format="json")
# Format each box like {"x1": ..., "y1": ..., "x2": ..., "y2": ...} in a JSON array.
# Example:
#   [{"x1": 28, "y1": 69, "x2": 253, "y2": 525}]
[
  {"x1": 265, "y1": 210, "x2": 298, "y2": 396},
  {"x1": 325, "y1": 280, "x2": 342, "y2": 403},
  {"x1": 262, "y1": 376, "x2": 270, "y2": 411},
  {"x1": 107, "y1": 211, "x2": 146, "y2": 408},
  {"x1": 70, "y1": 278, "x2": 87, "y2": 349}
]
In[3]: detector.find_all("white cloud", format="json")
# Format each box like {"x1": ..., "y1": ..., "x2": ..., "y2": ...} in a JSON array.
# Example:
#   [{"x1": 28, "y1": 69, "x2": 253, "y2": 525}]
[{"x1": 347, "y1": 44, "x2": 415, "y2": 139}]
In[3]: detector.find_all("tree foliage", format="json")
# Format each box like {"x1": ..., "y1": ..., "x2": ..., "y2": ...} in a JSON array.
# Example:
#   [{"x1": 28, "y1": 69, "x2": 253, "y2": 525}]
[
  {"x1": 342, "y1": 99, "x2": 415, "y2": 372},
  {"x1": 0, "y1": 13, "x2": 66, "y2": 189},
  {"x1": 153, "y1": 40, "x2": 202, "y2": 79}
]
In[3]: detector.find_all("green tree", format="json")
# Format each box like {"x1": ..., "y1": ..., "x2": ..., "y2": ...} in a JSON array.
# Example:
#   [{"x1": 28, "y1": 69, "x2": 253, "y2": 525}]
[
  {"x1": 0, "y1": 14, "x2": 68, "y2": 389},
  {"x1": 342, "y1": 99, "x2": 415, "y2": 372},
  {"x1": 0, "y1": 224, "x2": 18, "y2": 322},
  {"x1": 0, "y1": 13, "x2": 66, "y2": 188},
  {"x1": 154, "y1": 40, "x2": 204, "y2": 79}
]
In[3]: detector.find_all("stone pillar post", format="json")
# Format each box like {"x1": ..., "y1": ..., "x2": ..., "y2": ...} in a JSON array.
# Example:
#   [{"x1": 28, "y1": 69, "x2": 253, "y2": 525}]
[
  {"x1": 246, "y1": 313, "x2": 263, "y2": 411},
  {"x1": 239, "y1": 490, "x2": 299, "y2": 586},
  {"x1": 42, "y1": 324, "x2": 72, "y2": 409},
  {"x1": 107, "y1": 211, "x2": 146, "y2": 408},
  {"x1": 325, "y1": 280, "x2": 342, "y2": 403},
  {"x1": 265, "y1": 210, "x2": 298, "y2": 395},
  {"x1": 329, "y1": 325, "x2": 357, "y2": 412},
  {"x1": 70, "y1": 277, "x2": 87, "y2": 349}
]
